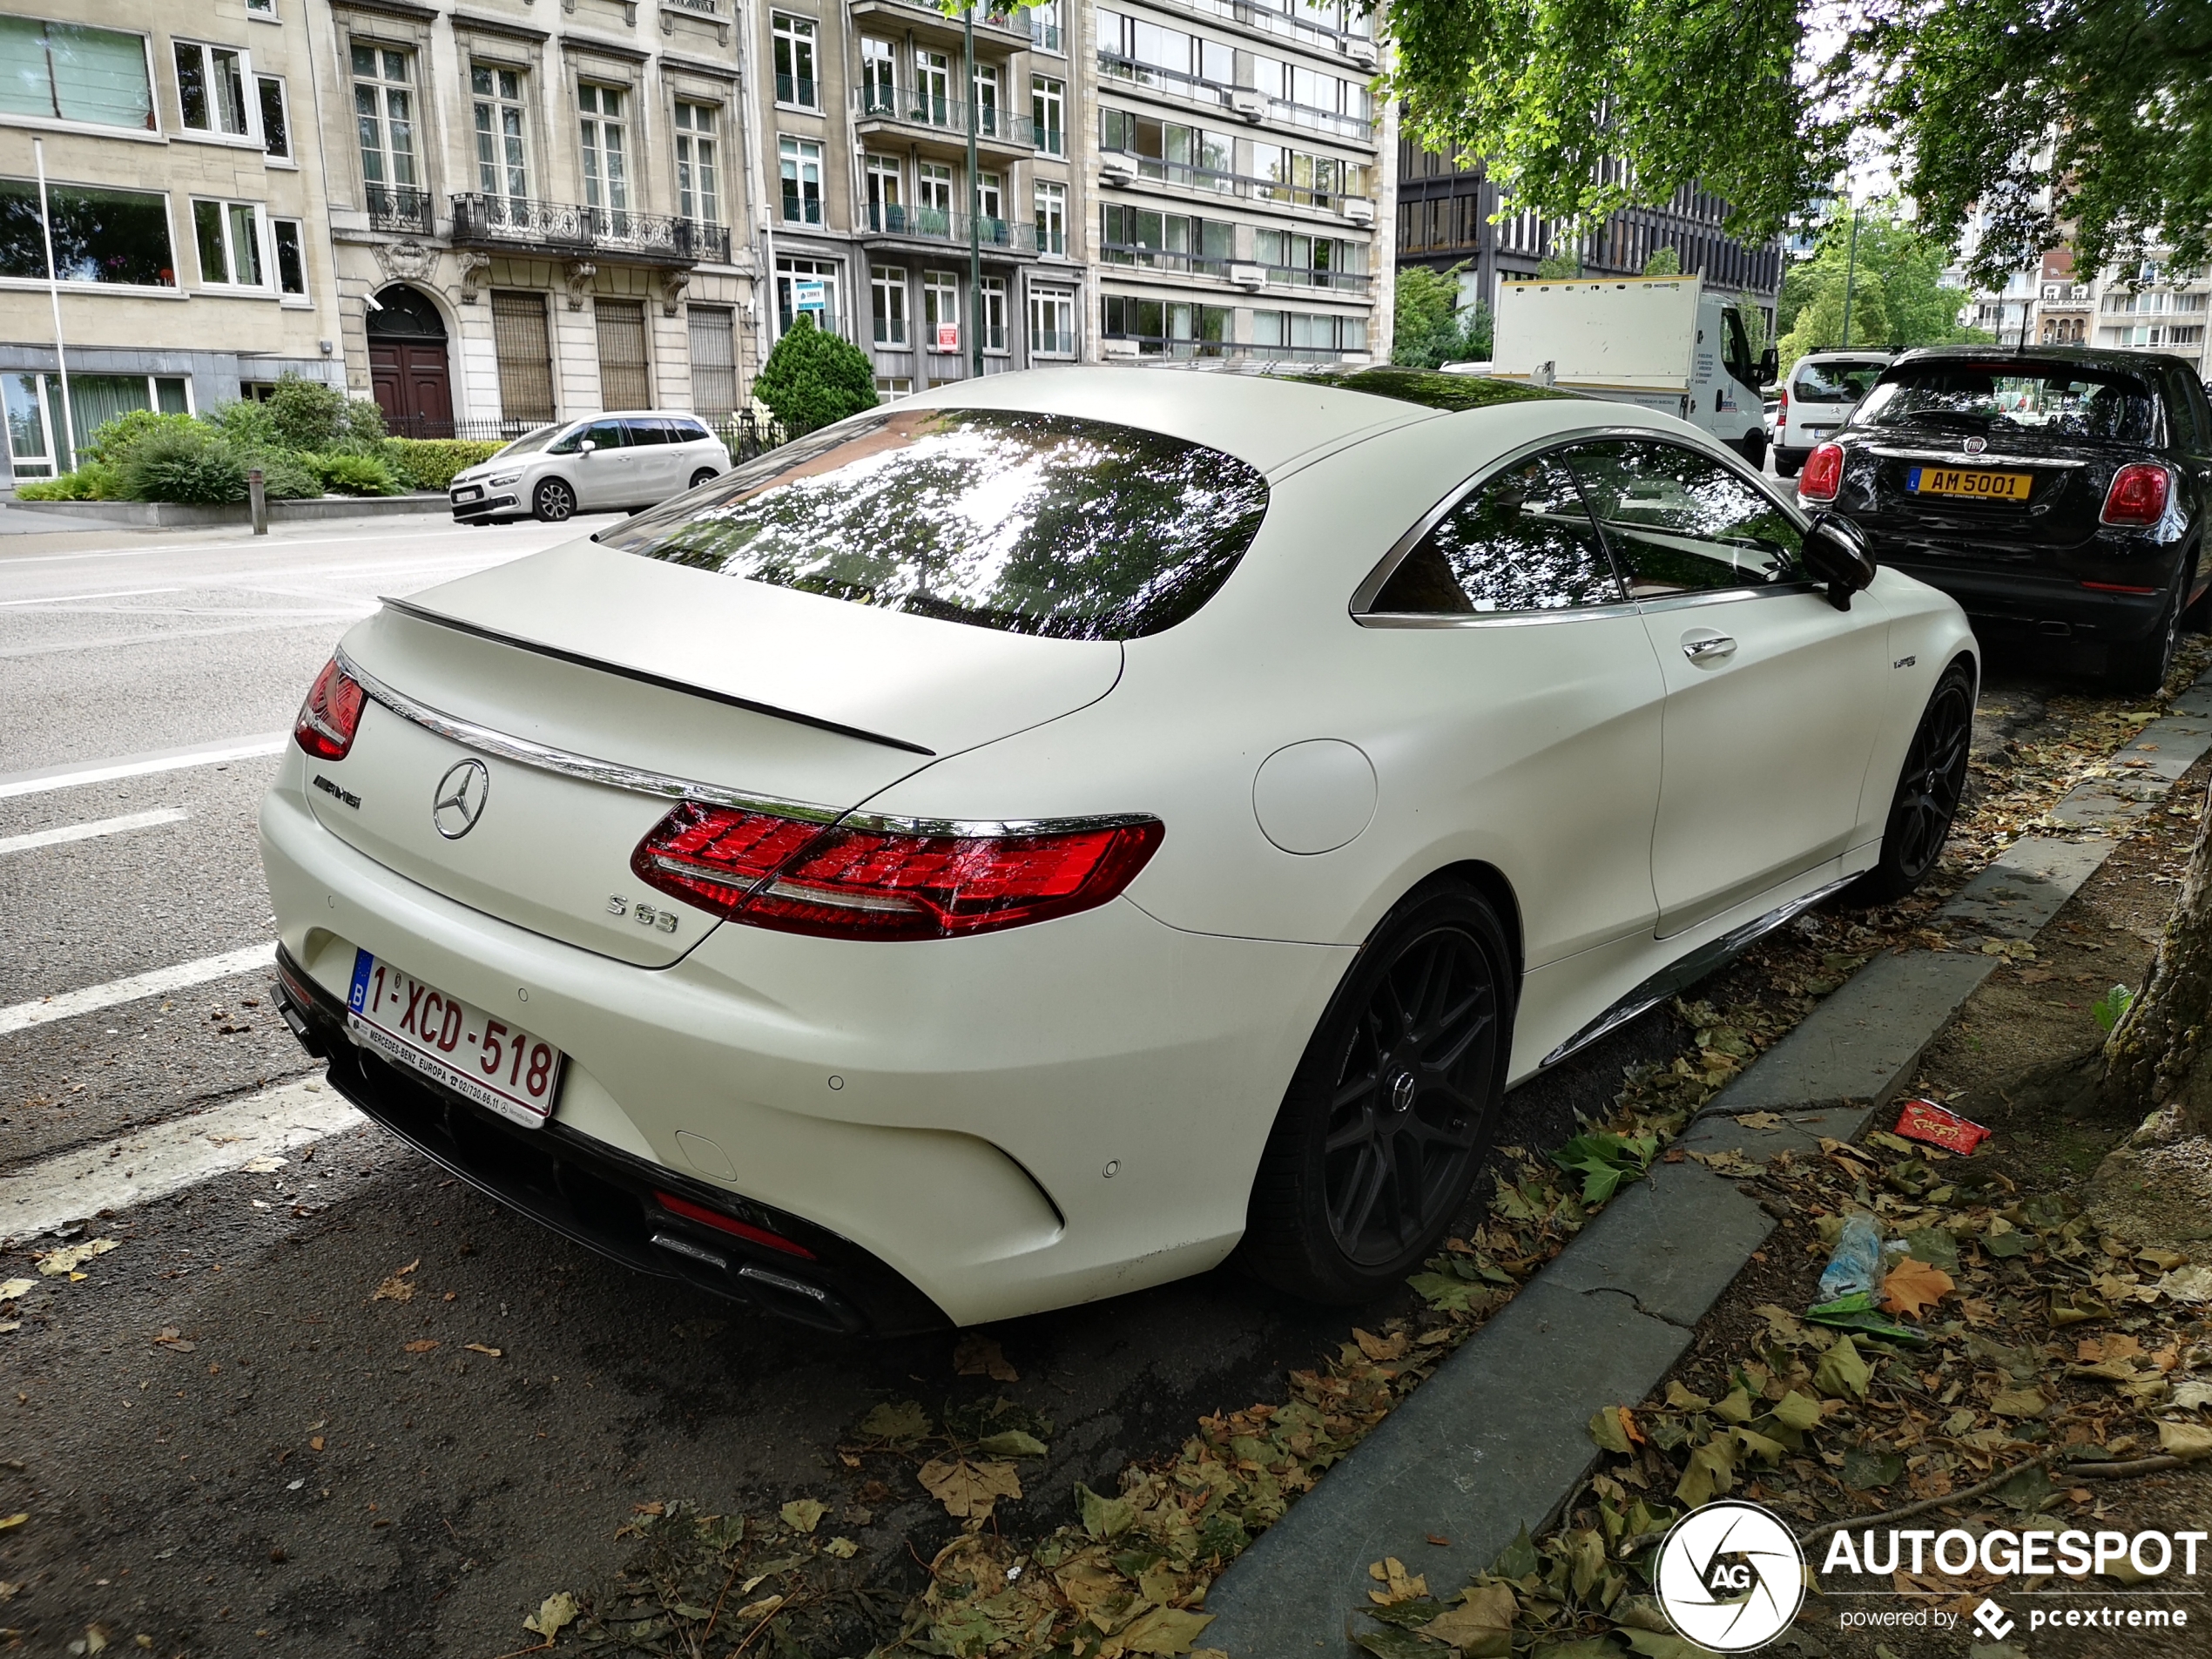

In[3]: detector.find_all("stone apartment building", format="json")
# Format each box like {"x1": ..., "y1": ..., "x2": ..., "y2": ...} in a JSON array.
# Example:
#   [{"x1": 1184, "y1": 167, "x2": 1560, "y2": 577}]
[{"x1": 1, "y1": 0, "x2": 348, "y2": 480}]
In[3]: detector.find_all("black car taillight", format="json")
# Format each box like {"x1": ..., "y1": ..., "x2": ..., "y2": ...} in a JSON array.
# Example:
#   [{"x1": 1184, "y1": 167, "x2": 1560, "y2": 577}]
[{"x1": 2101, "y1": 463, "x2": 2171, "y2": 527}]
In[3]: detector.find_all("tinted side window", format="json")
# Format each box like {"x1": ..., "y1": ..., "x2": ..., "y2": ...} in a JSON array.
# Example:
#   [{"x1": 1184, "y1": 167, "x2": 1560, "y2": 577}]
[
  {"x1": 1562, "y1": 440, "x2": 1803, "y2": 597},
  {"x1": 2165, "y1": 372, "x2": 2201, "y2": 450},
  {"x1": 625, "y1": 418, "x2": 671, "y2": 445},
  {"x1": 1372, "y1": 455, "x2": 1623, "y2": 614},
  {"x1": 554, "y1": 418, "x2": 629, "y2": 452},
  {"x1": 672, "y1": 419, "x2": 712, "y2": 443}
]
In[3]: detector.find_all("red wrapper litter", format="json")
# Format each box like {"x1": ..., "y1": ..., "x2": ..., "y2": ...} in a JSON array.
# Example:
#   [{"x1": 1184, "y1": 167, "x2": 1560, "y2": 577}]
[{"x1": 1893, "y1": 1098, "x2": 1991, "y2": 1155}]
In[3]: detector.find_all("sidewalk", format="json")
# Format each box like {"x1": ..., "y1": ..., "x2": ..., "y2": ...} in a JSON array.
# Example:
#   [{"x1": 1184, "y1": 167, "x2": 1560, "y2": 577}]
[{"x1": 1199, "y1": 671, "x2": 2212, "y2": 1656}]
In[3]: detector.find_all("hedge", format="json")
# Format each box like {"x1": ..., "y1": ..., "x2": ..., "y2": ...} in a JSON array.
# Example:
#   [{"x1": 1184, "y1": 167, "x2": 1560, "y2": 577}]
[{"x1": 388, "y1": 439, "x2": 505, "y2": 490}]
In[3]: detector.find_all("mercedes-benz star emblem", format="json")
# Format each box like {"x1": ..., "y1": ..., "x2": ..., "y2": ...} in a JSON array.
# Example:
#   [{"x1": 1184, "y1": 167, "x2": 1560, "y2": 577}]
[
  {"x1": 1964, "y1": 435, "x2": 1988, "y2": 455},
  {"x1": 432, "y1": 759, "x2": 491, "y2": 840}
]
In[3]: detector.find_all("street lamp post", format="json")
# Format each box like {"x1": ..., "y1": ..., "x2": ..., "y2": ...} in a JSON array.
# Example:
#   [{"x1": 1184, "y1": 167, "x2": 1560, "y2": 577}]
[
  {"x1": 965, "y1": 4, "x2": 981, "y2": 377},
  {"x1": 1838, "y1": 202, "x2": 1862, "y2": 350}
]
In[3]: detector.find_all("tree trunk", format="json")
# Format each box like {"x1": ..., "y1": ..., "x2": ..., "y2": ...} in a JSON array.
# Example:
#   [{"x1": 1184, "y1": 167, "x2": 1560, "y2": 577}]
[{"x1": 2101, "y1": 781, "x2": 2212, "y2": 1136}]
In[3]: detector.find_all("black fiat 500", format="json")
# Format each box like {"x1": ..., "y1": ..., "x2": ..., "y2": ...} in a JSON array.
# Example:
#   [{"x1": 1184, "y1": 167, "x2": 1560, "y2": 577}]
[{"x1": 1797, "y1": 346, "x2": 2212, "y2": 691}]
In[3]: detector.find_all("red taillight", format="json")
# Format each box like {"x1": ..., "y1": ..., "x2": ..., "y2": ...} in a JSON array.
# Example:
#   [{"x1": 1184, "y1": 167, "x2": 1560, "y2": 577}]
[
  {"x1": 2102, "y1": 463, "x2": 2171, "y2": 527},
  {"x1": 1778, "y1": 388, "x2": 1788, "y2": 426},
  {"x1": 1799, "y1": 442, "x2": 1845, "y2": 502},
  {"x1": 631, "y1": 803, "x2": 1164, "y2": 941},
  {"x1": 654, "y1": 1190, "x2": 815, "y2": 1259},
  {"x1": 293, "y1": 658, "x2": 366, "y2": 760}
]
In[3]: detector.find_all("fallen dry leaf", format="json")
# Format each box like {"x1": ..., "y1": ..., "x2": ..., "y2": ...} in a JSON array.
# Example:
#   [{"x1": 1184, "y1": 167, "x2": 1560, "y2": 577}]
[
  {"x1": 953, "y1": 1332, "x2": 1019, "y2": 1382},
  {"x1": 402, "y1": 1339, "x2": 439, "y2": 1354},
  {"x1": 0, "y1": 1278, "x2": 31, "y2": 1302},
  {"x1": 463, "y1": 1343, "x2": 501, "y2": 1357},
  {"x1": 36, "y1": 1238, "x2": 117, "y2": 1277},
  {"x1": 733, "y1": 1593, "x2": 785, "y2": 1624},
  {"x1": 1366, "y1": 1556, "x2": 1428, "y2": 1605},
  {"x1": 1882, "y1": 1257, "x2": 1956, "y2": 1319},
  {"x1": 779, "y1": 1497, "x2": 827, "y2": 1534},
  {"x1": 918, "y1": 1456, "x2": 1022, "y2": 1519},
  {"x1": 1352, "y1": 1327, "x2": 1411, "y2": 1363},
  {"x1": 309, "y1": 1437, "x2": 324, "y2": 1453},
  {"x1": 522, "y1": 1591, "x2": 577, "y2": 1637}
]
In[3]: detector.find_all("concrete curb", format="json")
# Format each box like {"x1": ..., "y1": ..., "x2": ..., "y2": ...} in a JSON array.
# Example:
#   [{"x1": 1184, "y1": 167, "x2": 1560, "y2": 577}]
[
  {"x1": 3, "y1": 494, "x2": 453, "y2": 528},
  {"x1": 1200, "y1": 668, "x2": 2212, "y2": 1656}
]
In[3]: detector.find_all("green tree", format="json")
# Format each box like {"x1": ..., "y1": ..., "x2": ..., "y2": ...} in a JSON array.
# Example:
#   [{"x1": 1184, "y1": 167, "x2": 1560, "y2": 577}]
[
  {"x1": 1771, "y1": 202, "x2": 1993, "y2": 367},
  {"x1": 1393, "y1": 264, "x2": 1494, "y2": 368},
  {"x1": 1386, "y1": 0, "x2": 2212, "y2": 287},
  {"x1": 752, "y1": 315, "x2": 879, "y2": 436},
  {"x1": 1534, "y1": 249, "x2": 1581, "y2": 280},
  {"x1": 1641, "y1": 245, "x2": 1681, "y2": 276}
]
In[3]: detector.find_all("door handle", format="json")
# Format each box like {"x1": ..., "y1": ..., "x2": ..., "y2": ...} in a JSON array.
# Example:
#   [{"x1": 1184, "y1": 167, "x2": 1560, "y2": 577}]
[{"x1": 1682, "y1": 633, "x2": 1737, "y2": 662}]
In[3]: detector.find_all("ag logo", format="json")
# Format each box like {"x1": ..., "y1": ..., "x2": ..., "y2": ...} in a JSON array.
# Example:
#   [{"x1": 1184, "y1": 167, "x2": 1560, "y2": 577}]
[
  {"x1": 1654, "y1": 1501, "x2": 1805, "y2": 1652},
  {"x1": 432, "y1": 759, "x2": 491, "y2": 840}
]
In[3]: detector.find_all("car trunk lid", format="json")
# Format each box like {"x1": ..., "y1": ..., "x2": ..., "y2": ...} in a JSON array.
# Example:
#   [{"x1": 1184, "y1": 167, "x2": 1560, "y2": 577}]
[
  {"x1": 1850, "y1": 426, "x2": 2112, "y2": 567},
  {"x1": 307, "y1": 541, "x2": 1123, "y2": 966}
]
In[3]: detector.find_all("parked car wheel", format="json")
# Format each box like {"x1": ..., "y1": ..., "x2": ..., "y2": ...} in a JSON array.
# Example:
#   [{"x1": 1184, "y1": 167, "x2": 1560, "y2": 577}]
[
  {"x1": 1736, "y1": 429, "x2": 1767, "y2": 471},
  {"x1": 2106, "y1": 563, "x2": 2186, "y2": 694},
  {"x1": 1242, "y1": 884, "x2": 1512, "y2": 1304},
  {"x1": 1851, "y1": 662, "x2": 1975, "y2": 904},
  {"x1": 689, "y1": 468, "x2": 719, "y2": 490},
  {"x1": 1775, "y1": 449, "x2": 1804, "y2": 479},
  {"x1": 532, "y1": 479, "x2": 577, "y2": 523}
]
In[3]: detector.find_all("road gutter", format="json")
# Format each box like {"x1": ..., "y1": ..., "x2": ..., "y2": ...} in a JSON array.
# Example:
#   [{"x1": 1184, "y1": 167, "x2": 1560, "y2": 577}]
[{"x1": 1200, "y1": 671, "x2": 2212, "y2": 1656}]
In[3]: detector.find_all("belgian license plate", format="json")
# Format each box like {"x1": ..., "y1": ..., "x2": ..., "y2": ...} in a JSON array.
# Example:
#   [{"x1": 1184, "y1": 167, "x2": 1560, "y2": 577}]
[
  {"x1": 1910, "y1": 466, "x2": 2031, "y2": 502},
  {"x1": 346, "y1": 949, "x2": 563, "y2": 1127},
  {"x1": 452, "y1": 486, "x2": 483, "y2": 502}
]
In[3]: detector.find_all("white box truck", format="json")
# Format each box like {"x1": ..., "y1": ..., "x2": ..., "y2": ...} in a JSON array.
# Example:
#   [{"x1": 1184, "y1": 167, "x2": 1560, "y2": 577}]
[{"x1": 1453, "y1": 275, "x2": 1777, "y2": 464}]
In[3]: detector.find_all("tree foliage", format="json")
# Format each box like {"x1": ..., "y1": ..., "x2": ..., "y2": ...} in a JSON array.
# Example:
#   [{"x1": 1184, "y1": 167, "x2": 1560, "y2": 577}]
[
  {"x1": 1393, "y1": 264, "x2": 1494, "y2": 368},
  {"x1": 752, "y1": 315, "x2": 879, "y2": 436},
  {"x1": 1386, "y1": 0, "x2": 2212, "y2": 287},
  {"x1": 1772, "y1": 201, "x2": 1995, "y2": 365}
]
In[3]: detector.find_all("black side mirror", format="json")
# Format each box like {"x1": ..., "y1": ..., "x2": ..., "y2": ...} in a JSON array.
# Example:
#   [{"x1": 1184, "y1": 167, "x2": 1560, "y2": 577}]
[
  {"x1": 1759, "y1": 347, "x2": 1779, "y2": 381},
  {"x1": 1802, "y1": 511, "x2": 1877, "y2": 610}
]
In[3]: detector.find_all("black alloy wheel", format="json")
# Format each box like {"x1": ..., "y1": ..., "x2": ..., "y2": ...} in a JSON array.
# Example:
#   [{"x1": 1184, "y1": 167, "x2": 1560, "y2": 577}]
[
  {"x1": 533, "y1": 478, "x2": 577, "y2": 523},
  {"x1": 1852, "y1": 662, "x2": 1975, "y2": 903},
  {"x1": 1242, "y1": 885, "x2": 1512, "y2": 1303},
  {"x1": 689, "y1": 467, "x2": 719, "y2": 489}
]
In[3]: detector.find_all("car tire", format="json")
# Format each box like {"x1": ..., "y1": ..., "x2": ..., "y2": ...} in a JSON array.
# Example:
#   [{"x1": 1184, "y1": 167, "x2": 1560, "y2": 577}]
[
  {"x1": 532, "y1": 479, "x2": 577, "y2": 523},
  {"x1": 1241, "y1": 883, "x2": 1513, "y2": 1305},
  {"x1": 689, "y1": 467, "x2": 719, "y2": 489},
  {"x1": 1775, "y1": 449, "x2": 1804, "y2": 479},
  {"x1": 1737, "y1": 429, "x2": 1767, "y2": 472},
  {"x1": 2105, "y1": 565, "x2": 2185, "y2": 695},
  {"x1": 1851, "y1": 661, "x2": 1976, "y2": 905}
]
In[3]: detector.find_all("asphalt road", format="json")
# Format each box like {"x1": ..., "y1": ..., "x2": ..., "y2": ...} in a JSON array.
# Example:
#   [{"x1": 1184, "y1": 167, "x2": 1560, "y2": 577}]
[{"x1": 0, "y1": 505, "x2": 2119, "y2": 1657}]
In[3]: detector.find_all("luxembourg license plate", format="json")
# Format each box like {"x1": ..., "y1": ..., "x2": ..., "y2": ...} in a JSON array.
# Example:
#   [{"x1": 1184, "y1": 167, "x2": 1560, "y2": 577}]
[
  {"x1": 1909, "y1": 466, "x2": 2031, "y2": 502},
  {"x1": 346, "y1": 949, "x2": 563, "y2": 1127}
]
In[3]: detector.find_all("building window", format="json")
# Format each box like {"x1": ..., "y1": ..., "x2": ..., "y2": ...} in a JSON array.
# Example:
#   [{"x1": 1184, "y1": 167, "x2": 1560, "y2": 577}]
[
  {"x1": 0, "y1": 17, "x2": 154, "y2": 129},
  {"x1": 257, "y1": 73, "x2": 288, "y2": 157},
  {"x1": 175, "y1": 38, "x2": 250, "y2": 137},
  {"x1": 1030, "y1": 76, "x2": 1064, "y2": 155},
  {"x1": 688, "y1": 305, "x2": 738, "y2": 415},
  {"x1": 779, "y1": 134, "x2": 822, "y2": 225},
  {"x1": 977, "y1": 170, "x2": 1002, "y2": 226},
  {"x1": 674, "y1": 101, "x2": 719, "y2": 224},
  {"x1": 772, "y1": 13, "x2": 819, "y2": 108},
  {"x1": 874, "y1": 375, "x2": 913, "y2": 398},
  {"x1": 579, "y1": 84, "x2": 629, "y2": 215},
  {"x1": 871, "y1": 263, "x2": 908, "y2": 346},
  {"x1": 1104, "y1": 110, "x2": 1235, "y2": 189},
  {"x1": 272, "y1": 216, "x2": 306, "y2": 294},
  {"x1": 192, "y1": 199, "x2": 265, "y2": 287},
  {"x1": 777, "y1": 254, "x2": 840, "y2": 334},
  {"x1": 1101, "y1": 205, "x2": 1232, "y2": 274},
  {"x1": 596, "y1": 297, "x2": 651, "y2": 410},
  {"x1": 1254, "y1": 228, "x2": 1365, "y2": 287},
  {"x1": 923, "y1": 270, "x2": 959, "y2": 352},
  {"x1": 471, "y1": 66, "x2": 528, "y2": 210},
  {"x1": 864, "y1": 153, "x2": 903, "y2": 232},
  {"x1": 1102, "y1": 295, "x2": 1231, "y2": 357},
  {"x1": 1034, "y1": 180, "x2": 1066, "y2": 255},
  {"x1": 6, "y1": 370, "x2": 187, "y2": 477},
  {"x1": 1028, "y1": 284, "x2": 1075, "y2": 356},
  {"x1": 1251, "y1": 308, "x2": 1366, "y2": 355},
  {"x1": 490, "y1": 289, "x2": 556, "y2": 425},
  {"x1": 913, "y1": 48, "x2": 951, "y2": 125},
  {"x1": 0, "y1": 179, "x2": 174, "y2": 286},
  {"x1": 1028, "y1": 0, "x2": 1064, "y2": 52},
  {"x1": 351, "y1": 44, "x2": 417, "y2": 208},
  {"x1": 980, "y1": 275, "x2": 1007, "y2": 354},
  {"x1": 860, "y1": 37, "x2": 895, "y2": 115},
  {"x1": 972, "y1": 62, "x2": 999, "y2": 136},
  {"x1": 916, "y1": 160, "x2": 952, "y2": 233}
]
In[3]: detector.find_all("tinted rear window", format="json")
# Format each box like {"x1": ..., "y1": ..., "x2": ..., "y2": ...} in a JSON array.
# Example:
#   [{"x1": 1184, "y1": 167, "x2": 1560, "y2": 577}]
[
  {"x1": 1792, "y1": 361, "x2": 1887, "y2": 402},
  {"x1": 597, "y1": 408, "x2": 1270, "y2": 639},
  {"x1": 1858, "y1": 364, "x2": 2156, "y2": 442}
]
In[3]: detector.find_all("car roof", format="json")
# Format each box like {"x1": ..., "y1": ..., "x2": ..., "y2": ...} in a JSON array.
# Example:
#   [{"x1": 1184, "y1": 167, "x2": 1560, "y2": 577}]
[
  {"x1": 1885, "y1": 344, "x2": 2181, "y2": 379},
  {"x1": 1793, "y1": 350, "x2": 1893, "y2": 364}
]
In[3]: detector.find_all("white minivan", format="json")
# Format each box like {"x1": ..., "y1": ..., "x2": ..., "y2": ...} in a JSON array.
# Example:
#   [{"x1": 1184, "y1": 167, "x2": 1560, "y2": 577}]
[
  {"x1": 1773, "y1": 351, "x2": 1892, "y2": 477},
  {"x1": 449, "y1": 412, "x2": 733, "y2": 524}
]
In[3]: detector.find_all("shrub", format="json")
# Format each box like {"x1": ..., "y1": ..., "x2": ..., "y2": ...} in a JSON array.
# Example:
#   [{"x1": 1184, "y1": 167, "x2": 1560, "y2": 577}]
[
  {"x1": 118, "y1": 425, "x2": 249, "y2": 504},
  {"x1": 264, "y1": 373, "x2": 351, "y2": 451},
  {"x1": 342, "y1": 397, "x2": 388, "y2": 443},
  {"x1": 82, "y1": 409, "x2": 199, "y2": 469},
  {"x1": 208, "y1": 399, "x2": 280, "y2": 448},
  {"x1": 236, "y1": 448, "x2": 321, "y2": 499},
  {"x1": 752, "y1": 315, "x2": 879, "y2": 436},
  {"x1": 388, "y1": 438, "x2": 504, "y2": 490},
  {"x1": 306, "y1": 450, "x2": 403, "y2": 496},
  {"x1": 15, "y1": 462, "x2": 122, "y2": 501}
]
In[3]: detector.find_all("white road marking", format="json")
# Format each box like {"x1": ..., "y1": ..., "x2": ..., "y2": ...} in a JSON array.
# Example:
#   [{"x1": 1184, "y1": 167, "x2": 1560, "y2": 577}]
[
  {"x1": 0, "y1": 1076, "x2": 361, "y2": 1244},
  {"x1": 0, "y1": 943, "x2": 275, "y2": 1037},
  {"x1": 0, "y1": 586, "x2": 179, "y2": 608},
  {"x1": 0, "y1": 732, "x2": 287, "y2": 799},
  {"x1": 0, "y1": 807, "x2": 188, "y2": 856}
]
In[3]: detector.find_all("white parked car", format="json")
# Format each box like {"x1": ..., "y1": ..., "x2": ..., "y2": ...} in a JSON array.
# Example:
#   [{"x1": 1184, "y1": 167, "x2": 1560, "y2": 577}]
[
  {"x1": 448, "y1": 412, "x2": 732, "y2": 524},
  {"x1": 264, "y1": 368, "x2": 1977, "y2": 1334},
  {"x1": 1774, "y1": 351, "x2": 1893, "y2": 477}
]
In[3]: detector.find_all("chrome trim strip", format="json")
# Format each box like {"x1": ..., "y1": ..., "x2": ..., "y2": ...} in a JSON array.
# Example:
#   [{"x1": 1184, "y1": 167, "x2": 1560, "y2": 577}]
[
  {"x1": 335, "y1": 646, "x2": 848, "y2": 824},
  {"x1": 1537, "y1": 872, "x2": 1859, "y2": 1069},
  {"x1": 1860, "y1": 445, "x2": 2088, "y2": 471},
  {"x1": 1355, "y1": 602, "x2": 1643, "y2": 631},
  {"x1": 377, "y1": 595, "x2": 935, "y2": 756},
  {"x1": 837, "y1": 809, "x2": 1158, "y2": 838}
]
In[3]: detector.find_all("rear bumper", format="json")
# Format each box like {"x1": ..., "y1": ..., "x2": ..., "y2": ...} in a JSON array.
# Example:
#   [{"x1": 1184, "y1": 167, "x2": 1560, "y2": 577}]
[
  {"x1": 1878, "y1": 557, "x2": 2175, "y2": 642},
  {"x1": 272, "y1": 944, "x2": 948, "y2": 1336}
]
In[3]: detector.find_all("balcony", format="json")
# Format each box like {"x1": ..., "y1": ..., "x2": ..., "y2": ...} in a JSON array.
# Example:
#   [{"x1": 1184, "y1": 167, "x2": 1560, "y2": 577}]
[
  {"x1": 1262, "y1": 264, "x2": 1371, "y2": 293},
  {"x1": 1097, "y1": 146, "x2": 1372, "y2": 215},
  {"x1": 851, "y1": 0, "x2": 1036, "y2": 51},
  {"x1": 1100, "y1": 242, "x2": 1233, "y2": 280},
  {"x1": 364, "y1": 184, "x2": 432, "y2": 235},
  {"x1": 860, "y1": 201, "x2": 1040, "y2": 254},
  {"x1": 448, "y1": 193, "x2": 731, "y2": 266},
  {"x1": 853, "y1": 88, "x2": 1037, "y2": 155},
  {"x1": 1097, "y1": 55, "x2": 1373, "y2": 142}
]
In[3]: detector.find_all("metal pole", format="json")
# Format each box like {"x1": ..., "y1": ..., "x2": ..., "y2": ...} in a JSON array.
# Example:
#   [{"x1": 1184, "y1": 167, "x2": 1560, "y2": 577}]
[
  {"x1": 248, "y1": 467, "x2": 267, "y2": 536},
  {"x1": 33, "y1": 139, "x2": 77, "y2": 475},
  {"x1": 1838, "y1": 203, "x2": 1860, "y2": 350},
  {"x1": 965, "y1": 4, "x2": 981, "y2": 376}
]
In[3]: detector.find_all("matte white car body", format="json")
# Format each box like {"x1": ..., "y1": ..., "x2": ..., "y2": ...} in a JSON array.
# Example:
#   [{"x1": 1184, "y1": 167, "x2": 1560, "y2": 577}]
[{"x1": 262, "y1": 368, "x2": 1976, "y2": 1329}]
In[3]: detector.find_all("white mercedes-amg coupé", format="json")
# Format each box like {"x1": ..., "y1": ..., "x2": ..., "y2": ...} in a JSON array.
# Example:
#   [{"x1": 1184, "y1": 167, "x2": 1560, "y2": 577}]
[{"x1": 261, "y1": 367, "x2": 1977, "y2": 1334}]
